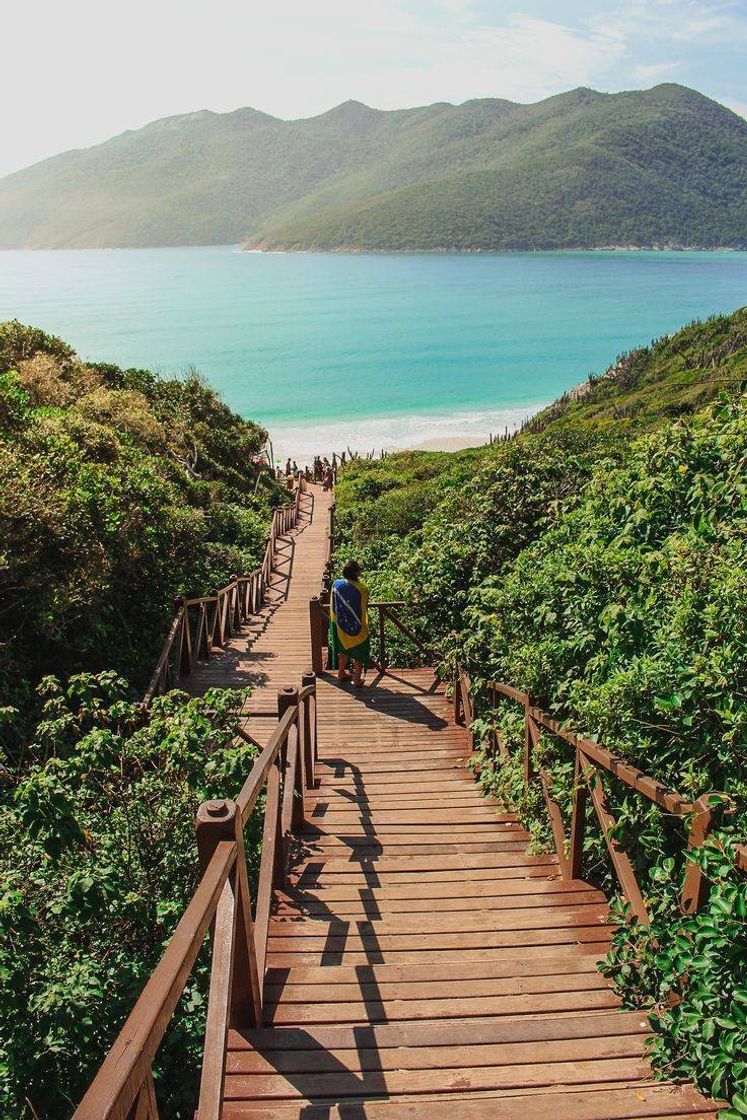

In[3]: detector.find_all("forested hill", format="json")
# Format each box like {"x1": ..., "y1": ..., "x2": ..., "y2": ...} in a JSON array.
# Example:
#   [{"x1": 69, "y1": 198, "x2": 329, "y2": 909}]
[{"x1": 1, "y1": 84, "x2": 746, "y2": 250}]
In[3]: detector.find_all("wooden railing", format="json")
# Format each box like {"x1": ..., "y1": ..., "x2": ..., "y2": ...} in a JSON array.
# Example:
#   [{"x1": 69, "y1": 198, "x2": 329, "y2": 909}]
[
  {"x1": 144, "y1": 482, "x2": 304, "y2": 706},
  {"x1": 454, "y1": 668, "x2": 747, "y2": 920},
  {"x1": 310, "y1": 498, "x2": 435, "y2": 673},
  {"x1": 310, "y1": 594, "x2": 435, "y2": 675},
  {"x1": 72, "y1": 673, "x2": 318, "y2": 1120}
]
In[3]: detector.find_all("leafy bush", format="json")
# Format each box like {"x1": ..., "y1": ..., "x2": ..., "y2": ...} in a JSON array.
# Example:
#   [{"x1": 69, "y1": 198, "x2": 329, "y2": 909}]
[
  {"x1": 0, "y1": 324, "x2": 283, "y2": 1118},
  {"x1": 0, "y1": 322, "x2": 282, "y2": 745},
  {"x1": 0, "y1": 673, "x2": 258, "y2": 1120}
]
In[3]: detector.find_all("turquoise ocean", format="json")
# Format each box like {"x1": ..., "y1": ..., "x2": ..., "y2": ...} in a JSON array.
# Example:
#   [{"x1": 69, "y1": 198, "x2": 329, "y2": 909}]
[{"x1": 1, "y1": 246, "x2": 745, "y2": 459}]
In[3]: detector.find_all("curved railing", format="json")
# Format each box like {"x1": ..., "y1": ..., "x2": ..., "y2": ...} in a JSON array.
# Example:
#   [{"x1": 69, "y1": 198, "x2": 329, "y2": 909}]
[
  {"x1": 144, "y1": 481, "x2": 305, "y2": 706},
  {"x1": 72, "y1": 674, "x2": 318, "y2": 1120}
]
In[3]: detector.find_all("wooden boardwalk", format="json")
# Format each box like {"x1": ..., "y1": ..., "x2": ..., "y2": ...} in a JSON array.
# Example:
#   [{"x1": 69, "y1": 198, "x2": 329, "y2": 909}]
[
  {"x1": 189, "y1": 485, "x2": 716, "y2": 1119},
  {"x1": 187, "y1": 484, "x2": 330, "y2": 738}
]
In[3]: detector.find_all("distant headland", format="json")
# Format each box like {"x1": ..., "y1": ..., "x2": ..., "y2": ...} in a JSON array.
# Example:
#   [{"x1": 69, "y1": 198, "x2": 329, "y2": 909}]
[{"x1": 0, "y1": 84, "x2": 746, "y2": 252}]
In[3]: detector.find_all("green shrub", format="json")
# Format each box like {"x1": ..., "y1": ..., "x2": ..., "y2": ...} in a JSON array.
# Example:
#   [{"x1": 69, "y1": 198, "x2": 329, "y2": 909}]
[{"x1": 0, "y1": 673, "x2": 258, "y2": 1119}]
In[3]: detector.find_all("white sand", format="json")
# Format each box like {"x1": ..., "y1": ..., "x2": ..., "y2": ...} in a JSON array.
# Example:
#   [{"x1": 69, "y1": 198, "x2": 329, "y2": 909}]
[{"x1": 269, "y1": 404, "x2": 540, "y2": 464}]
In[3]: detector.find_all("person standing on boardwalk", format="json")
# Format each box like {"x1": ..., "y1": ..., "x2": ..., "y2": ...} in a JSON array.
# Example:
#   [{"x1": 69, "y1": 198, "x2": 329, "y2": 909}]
[{"x1": 329, "y1": 560, "x2": 370, "y2": 687}]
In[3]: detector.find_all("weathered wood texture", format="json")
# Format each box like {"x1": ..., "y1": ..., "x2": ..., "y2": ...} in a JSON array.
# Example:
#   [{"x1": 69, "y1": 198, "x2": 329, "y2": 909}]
[{"x1": 195, "y1": 486, "x2": 716, "y2": 1118}]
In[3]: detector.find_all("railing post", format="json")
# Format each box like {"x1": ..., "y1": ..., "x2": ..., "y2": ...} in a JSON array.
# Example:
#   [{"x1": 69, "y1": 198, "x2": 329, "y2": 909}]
[
  {"x1": 378, "y1": 604, "x2": 387, "y2": 672},
  {"x1": 302, "y1": 669, "x2": 317, "y2": 789},
  {"x1": 277, "y1": 687, "x2": 303, "y2": 835},
  {"x1": 195, "y1": 799, "x2": 262, "y2": 1028},
  {"x1": 309, "y1": 597, "x2": 324, "y2": 675},
  {"x1": 568, "y1": 746, "x2": 588, "y2": 880},
  {"x1": 230, "y1": 575, "x2": 240, "y2": 630},
  {"x1": 453, "y1": 671, "x2": 462, "y2": 725},
  {"x1": 175, "y1": 598, "x2": 192, "y2": 678},
  {"x1": 524, "y1": 700, "x2": 536, "y2": 787},
  {"x1": 225, "y1": 575, "x2": 237, "y2": 637},
  {"x1": 681, "y1": 793, "x2": 716, "y2": 914},
  {"x1": 211, "y1": 591, "x2": 224, "y2": 648}
]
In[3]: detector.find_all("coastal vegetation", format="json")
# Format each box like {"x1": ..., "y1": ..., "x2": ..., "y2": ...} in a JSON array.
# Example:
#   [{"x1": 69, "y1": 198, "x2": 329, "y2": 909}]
[
  {"x1": 4, "y1": 307, "x2": 747, "y2": 1114},
  {"x1": 334, "y1": 306, "x2": 747, "y2": 1110},
  {"x1": 1, "y1": 85, "x2": 746, "y2": 251},
  {"x1": 0, "y1": 320, "x2": 280, "y2": 735},
  {"x1": 0, "y1": 322, "x2": 274, "y2": 1117}
]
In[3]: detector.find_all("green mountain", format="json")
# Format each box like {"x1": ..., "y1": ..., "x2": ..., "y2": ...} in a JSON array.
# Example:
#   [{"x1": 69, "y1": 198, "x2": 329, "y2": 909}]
[{"x1": 1, "y1": 84, "x2": 746, "y2": 250}]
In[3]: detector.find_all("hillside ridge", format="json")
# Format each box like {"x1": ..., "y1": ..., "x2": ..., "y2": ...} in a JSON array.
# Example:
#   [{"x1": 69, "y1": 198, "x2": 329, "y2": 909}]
[{"x1": 1, "y1": 83, "x2": 745, "y2": 250}]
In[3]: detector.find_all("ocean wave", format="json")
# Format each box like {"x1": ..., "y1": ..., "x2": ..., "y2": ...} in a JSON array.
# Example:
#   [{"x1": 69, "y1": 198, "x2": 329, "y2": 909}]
[{"x1": 267, "y1": 404, "x2": 543, "y2": 464}]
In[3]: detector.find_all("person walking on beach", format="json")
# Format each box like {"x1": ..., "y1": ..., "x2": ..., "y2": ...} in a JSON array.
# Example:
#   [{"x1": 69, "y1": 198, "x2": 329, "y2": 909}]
[{"x1": 329, "y1": 560, "x2": 370, "y2": 687}]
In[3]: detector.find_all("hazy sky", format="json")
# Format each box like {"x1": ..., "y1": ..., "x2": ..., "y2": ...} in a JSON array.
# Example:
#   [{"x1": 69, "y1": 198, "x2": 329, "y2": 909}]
[{"x1": 2, "y1": 0, "x2": 746, "y2": 178}]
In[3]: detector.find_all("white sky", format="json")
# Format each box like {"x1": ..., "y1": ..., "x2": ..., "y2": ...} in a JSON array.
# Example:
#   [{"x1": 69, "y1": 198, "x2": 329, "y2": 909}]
[{"x1": 2, "y1": 0, "x2": 746, "y2": 178}]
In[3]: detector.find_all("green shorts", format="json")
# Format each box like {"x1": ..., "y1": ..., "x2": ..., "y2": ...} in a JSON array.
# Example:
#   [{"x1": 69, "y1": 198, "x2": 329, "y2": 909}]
[{"x1": 328, "y1": 623, "x2": 371, "y2": 670}]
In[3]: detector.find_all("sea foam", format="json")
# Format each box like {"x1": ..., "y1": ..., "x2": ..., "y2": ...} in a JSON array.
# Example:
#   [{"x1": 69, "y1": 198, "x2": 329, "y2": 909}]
[{"x1": 268, "y1": 405, "x2": 540, "y2": 464}]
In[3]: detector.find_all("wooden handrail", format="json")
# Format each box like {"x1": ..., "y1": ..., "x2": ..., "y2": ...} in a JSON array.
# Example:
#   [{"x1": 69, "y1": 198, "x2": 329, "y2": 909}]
[
  {"x1": 144, "y1": 486, "x2": 304, "y2": 707},
  {"x1": 531, "y1": 707, "x2": 693, "y2": 817},
  {"x1": 72, "y1": 671, "x2": 320, "y2": 1120},
  {"x1": 234, "y1": 705, "x2": 298, "y2": 824},
  {"x1": 454, "y1": 668, "x2": 746, "y2": 920},
  {"x1": 72, "y1": 839, "x2": 236, "y2": 1120}
]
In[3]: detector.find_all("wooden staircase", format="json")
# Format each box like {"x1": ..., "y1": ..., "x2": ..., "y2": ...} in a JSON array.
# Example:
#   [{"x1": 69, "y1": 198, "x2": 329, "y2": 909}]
[{"x1": 219, "y1": 669, "x2": 716, "y2": 1119}]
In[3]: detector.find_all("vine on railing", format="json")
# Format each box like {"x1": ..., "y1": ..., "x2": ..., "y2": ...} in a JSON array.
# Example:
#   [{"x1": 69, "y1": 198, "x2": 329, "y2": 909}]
[
  {"x1": 72, "y1": 672, "x2": 318, "y2": 1120},
  {"x1": 144, "y1": 482, "x2": 305, "y2": 706},
  {"x1": 453, "y1": 668, "x2": 747, "y2": 920}
]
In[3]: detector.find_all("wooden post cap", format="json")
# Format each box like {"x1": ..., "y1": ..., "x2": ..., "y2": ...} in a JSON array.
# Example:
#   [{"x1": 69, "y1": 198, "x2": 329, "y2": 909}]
[
  {"x1": 195, "y1": 798, "x2": 237, "y2": 828},
  {"x1": 302, "y1": 669, "x2": 316, "y2": 687},
  {"x1": 277, "y1": 686, "x2": 299, "y2": 716}
]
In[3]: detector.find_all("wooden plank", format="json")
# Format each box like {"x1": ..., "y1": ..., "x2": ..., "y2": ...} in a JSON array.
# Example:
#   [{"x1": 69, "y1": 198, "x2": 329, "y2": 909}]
[
  {"x1": 273, "y1": 889, "x2": 603, "y2": 916},
  {"x1": 278, "y1": 877, "x2": 590, "y2": 902},
  {"x1": 223, "y1": 1056, "x2": 651, "y2": 1099},
  {"x1": 264, "y1": 971, "x2": 609, "y2": 1004},
  {"x1": 289, "y1": 854, "x2": 560, "y2": 876},
  {"x1": 229, "y1": 1010, "x2": 651, "y2": 1052},
  {"x1": 262, "y1": 987, "x2": 621, "y2": 1025},
  {"x1": 265, "y1": 941, "x2": 613, "y2": 967},
  {"x1": 262, "y1": 954, "x2": 606, "y2": 986},
  {"x1": 266, "y1": 925, "x2": 614, "y2": 953},
  {"x1": 221, "y1": 1084, "x2": 719, "y2": 1119},
  {"x1": 226, "y1": 1032, "x2": 647, "y2": 1075},
  {"x1": 268, "y1": 902, "x2": 609, "y2": 934}
]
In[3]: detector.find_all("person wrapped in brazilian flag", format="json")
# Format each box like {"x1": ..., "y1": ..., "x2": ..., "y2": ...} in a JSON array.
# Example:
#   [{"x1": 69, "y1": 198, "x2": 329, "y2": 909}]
[{"x1": 328, "y1": 560, "x2": 370, "y2": 687}]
